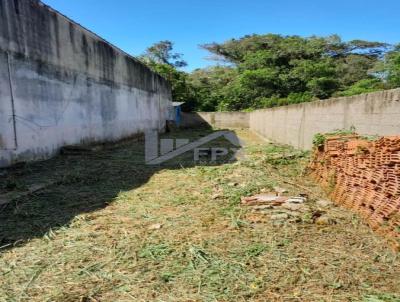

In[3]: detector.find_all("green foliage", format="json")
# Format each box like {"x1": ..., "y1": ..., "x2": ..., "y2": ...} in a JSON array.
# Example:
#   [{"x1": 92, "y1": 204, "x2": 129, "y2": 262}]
[
  {"x1": 287, "y1": 92, "x2": 314, "y2": 104},
  {"x1": 326, "y1": 127, "x2": 357, "y2": 136},
  {"x1": 149, "y1": 62, "x2": 198, "y2": 110},
  {"x1": 191, "y1": 34, "x2": 392, "y2": 111},
  {"x1": 141, "y1": 40, "x2": 187, "y2": 68},
  {"x1": 312, "y1": 133, "x2": 326, "y2": 147},
  {"x1": 140, "y1": 41, "x2": 198, "y2": 110},
  {"x1": 141, "y1": 36, "x2": 399, "y2": 112},
  {"x1": 385, "y1": 45, "x2": 400, "y2": 87},
  {"x1": 312, "y1": 128, "x2": 358, "y2": 148},
  {"x1": 337, "y1": 54, "x2": 378, "y2": 87},
  {"x1": 244, "y1": 243, "x2": 268, "y2": 258},
  {"x1": 336, "y1": 78, "x2": 385, "y2": 97},
  {"x1": 307, "y1": 77, "x2": 340, "y2": 99},
  {"x1": 362, "y1": 293, "x2": 400, "y2": 302},
  {"x1": 188, "y1": 66, "x2": 238, "y2": 111},
  {"x1": 139, "y1": 243, "x2": 173, "y2": 260}
]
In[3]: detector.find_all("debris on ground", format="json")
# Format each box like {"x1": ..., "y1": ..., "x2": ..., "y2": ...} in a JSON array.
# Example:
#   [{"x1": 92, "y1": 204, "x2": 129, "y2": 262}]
[
  {"x1": 281, "y1": 201, "x2": 307, "y2": 212},
  {"x1": 314, "y1": 215, "x2": 337, "y2": 225},
  {"x1": 211, "y1": 193, "x2": 222, "y2": 200},
  {"x1": 241, "y1": 187, "x2": 341, "y2": 225},
  {"x1": 270, "y1": 213, "x2": 289, "y2": 221},
  {"x1": 241, "y1": 193, "x2": 287, "y2": 206},
  {"x1": 148, "y1": 223, "x2": 163, "y2": 230},
  {"x1": 273, "y1": 186, "x2": 288, "y2": 195},
  {"x1": 285, "y1": 196, "x2": 307, "y2": 203},
  {"x1": 311, "y1": 210, "x2": 325, "y2": 220},
  {"x1": 242, "y1": 190, "x2": 312, "y2": 221},
  {"x1": 316, "y1": 199, "x2": 334, "y2": 208}
]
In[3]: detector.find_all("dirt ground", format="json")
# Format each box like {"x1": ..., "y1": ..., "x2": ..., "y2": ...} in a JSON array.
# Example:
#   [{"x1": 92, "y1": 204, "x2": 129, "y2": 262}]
[{"x1": 0, "y1": 128, "x2": 399, "y2": 302}]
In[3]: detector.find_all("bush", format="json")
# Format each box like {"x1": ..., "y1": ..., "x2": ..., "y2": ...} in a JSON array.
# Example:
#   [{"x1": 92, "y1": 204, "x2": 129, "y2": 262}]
[{"x1": 336, "y1": 78, "x2": 385, "y2": 97}]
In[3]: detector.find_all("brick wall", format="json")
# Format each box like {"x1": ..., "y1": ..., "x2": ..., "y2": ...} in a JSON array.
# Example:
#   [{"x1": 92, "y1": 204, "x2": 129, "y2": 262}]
[{"x1": 310, "y1": 135, "x2": 400, "y2": 250}]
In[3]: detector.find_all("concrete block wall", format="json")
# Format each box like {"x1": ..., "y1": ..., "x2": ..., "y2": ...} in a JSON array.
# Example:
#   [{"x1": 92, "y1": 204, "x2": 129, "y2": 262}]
[
  {"x1": 250, "y1": 89, "x2": 400, "y2": 149},
  {"x1": 181, "y1": 112, "x2": 249, "y2": 128},
  {"x1": 0, "y1": 0, "x2": 172, "y2": 167}
]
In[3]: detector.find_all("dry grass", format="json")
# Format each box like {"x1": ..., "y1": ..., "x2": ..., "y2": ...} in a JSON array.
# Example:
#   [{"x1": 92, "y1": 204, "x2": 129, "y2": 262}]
[{"x1": 0, "y1": 128, "x2": 399, "y2": 302}]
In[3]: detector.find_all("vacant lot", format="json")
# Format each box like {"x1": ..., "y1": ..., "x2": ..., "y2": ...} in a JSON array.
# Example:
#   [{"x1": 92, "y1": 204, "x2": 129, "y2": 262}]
[{"x1": 0, "y1": 128, "x2": 399, "y2": 302}]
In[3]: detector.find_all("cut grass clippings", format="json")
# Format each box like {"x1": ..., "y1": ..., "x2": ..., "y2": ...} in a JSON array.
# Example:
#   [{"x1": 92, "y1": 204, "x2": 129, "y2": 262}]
[{"x1": 0, "y1": 128, "x2": 399, "y2": 302}]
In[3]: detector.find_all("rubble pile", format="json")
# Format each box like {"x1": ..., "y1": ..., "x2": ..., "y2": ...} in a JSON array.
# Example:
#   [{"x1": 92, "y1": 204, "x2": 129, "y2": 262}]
[
  {"x1": 241, "y1": 192, "x2": 312, "y2": 222},
  {"x1": 310, "y1": 134, "x2": 400, "y2": 249}
]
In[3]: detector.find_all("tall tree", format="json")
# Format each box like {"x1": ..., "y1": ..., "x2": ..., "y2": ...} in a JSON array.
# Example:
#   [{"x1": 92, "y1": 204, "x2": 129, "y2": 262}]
[
  {"x1": 195, "y1": 34, "x2": 392, "y2": 110},
  {"x1": 140, "y1": 35, "x2": 398, "y2": 113},
  {"x1": 386, "y1": 44, "x2": 400, "y2": 87},
  {"x1": 141, "y1": 40, "x2": 187, "y2": 68},
  {"x1": 140, "y1": 41, "x2": 196, "y2": 109}
]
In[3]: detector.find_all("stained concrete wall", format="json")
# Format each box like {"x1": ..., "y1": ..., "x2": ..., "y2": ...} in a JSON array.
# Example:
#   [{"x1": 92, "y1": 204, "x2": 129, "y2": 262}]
[
  {"x1": 250, "y1": 89, "x2": 400, "y2": 150},
  {"x1": 181, "y1": 112, "x2": 249, "y2": 128},
  {"x1": 0, "y1": 0, "x2": 172, "y2": 167}
]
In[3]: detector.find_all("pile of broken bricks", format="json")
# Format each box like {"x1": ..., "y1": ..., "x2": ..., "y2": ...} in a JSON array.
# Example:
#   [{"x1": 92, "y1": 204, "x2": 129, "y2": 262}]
[
  {"x1": 310, "y1": 134, "x2": 400, "y2": 250},
  {"x1": 241, "y1": 188, "x2": 335, "y2": 225}
]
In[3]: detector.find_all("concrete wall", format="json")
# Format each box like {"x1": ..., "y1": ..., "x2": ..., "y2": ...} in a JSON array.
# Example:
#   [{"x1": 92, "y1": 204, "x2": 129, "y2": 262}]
[
  {"x1": 181, "y1": 112, "x2": 249, "y2": 128},
  {"x1": 250, "y1": 89, "x2": 400, "y2": 149},
  {"x1": 0, "y1": 0, "x2": 172, "y2": 167}
]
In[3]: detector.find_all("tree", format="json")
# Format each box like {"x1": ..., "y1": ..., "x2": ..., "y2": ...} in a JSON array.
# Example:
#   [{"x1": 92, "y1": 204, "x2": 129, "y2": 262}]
[
  {"x1": 385, "y1": 45, "x2": 400, "y2": 87},
  {"x1": 140, "y1": 35, "x2": 397, "y2": 113},
  {"x1": 140, "y1": 41, "x2": 196, "y2": 110},
  {"x1": 189, "y1": 66, "x2": 237, "y2": 111},
  {"x1": 141, "y1": 40, "x2": 187, "y2": 68},
  {"x1": 325, "y1": 37, "x2": 389, "y2": 58},
  {"x1": 335, "y1": 78, "x2": 384, "y2": 97},
  {"x1": 193, "y1": 34, "x2": 392, "y2": 111}
]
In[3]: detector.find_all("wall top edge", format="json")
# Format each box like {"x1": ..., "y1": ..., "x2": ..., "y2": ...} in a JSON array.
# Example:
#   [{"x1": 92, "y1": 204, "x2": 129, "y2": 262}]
[{"x1": 251, "y1": 88, "x2": 400, "y2": 113}]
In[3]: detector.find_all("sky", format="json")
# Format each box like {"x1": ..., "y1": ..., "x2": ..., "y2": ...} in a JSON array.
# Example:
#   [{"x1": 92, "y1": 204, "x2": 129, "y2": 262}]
[{"x1": 42, "y1": 0, "x2": 400, "y2": 72}]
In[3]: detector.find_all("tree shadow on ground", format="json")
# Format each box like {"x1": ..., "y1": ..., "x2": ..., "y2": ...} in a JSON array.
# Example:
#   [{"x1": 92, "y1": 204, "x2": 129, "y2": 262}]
[{"x1": 0, "y1": 127, "x2": 243, "y2": 252}]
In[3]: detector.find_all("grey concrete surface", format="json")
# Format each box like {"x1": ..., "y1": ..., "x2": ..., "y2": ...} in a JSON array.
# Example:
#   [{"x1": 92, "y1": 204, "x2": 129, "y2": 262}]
[
  {"x1": 0, "y1": 0, "x2": 172, "y2": 167},
  {"x1": 181, "y1": 112, "x2": 249, "y2": 128},
  {"x1": 180, "y1": 89, "x2": 400, "y2": 150},
  {"x1": 250, "y1": 89, "x2": 400, "y2": 149}
]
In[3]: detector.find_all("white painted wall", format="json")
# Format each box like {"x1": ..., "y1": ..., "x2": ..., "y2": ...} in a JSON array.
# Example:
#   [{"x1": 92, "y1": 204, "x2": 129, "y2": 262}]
[{"x1": 0, "y1": 0, "x2": 172, "y2": 167}]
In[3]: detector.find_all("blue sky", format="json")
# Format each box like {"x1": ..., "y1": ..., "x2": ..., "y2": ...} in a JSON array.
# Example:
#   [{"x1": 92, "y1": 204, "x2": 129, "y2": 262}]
[{"x1": 43, "y1": 0, "x2": 400, "y2": 71}]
